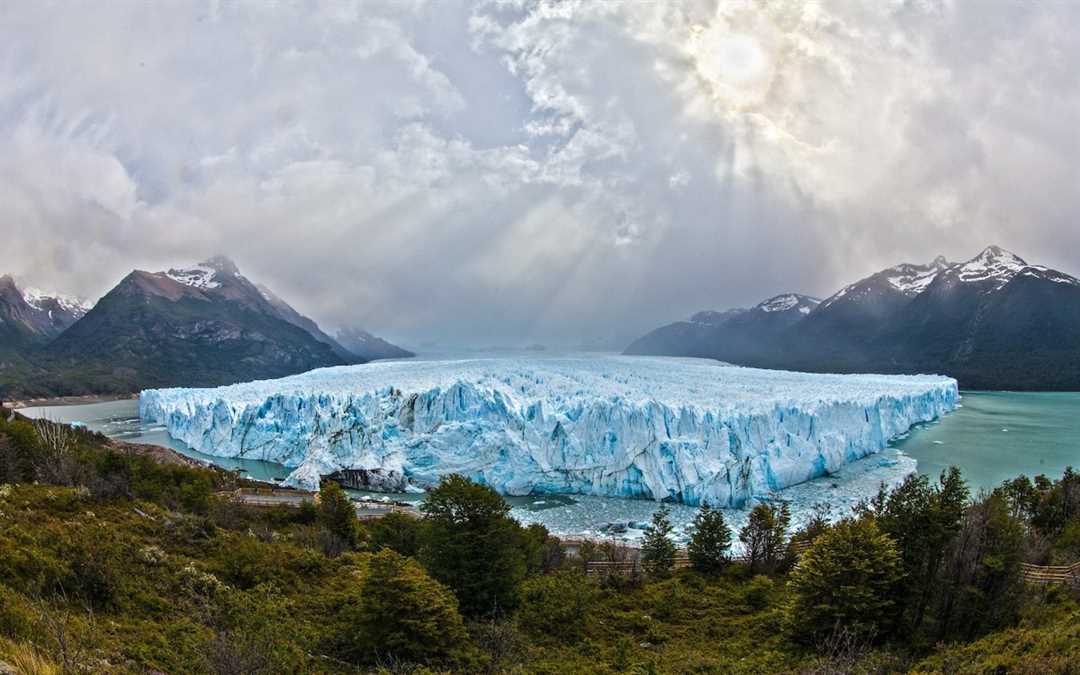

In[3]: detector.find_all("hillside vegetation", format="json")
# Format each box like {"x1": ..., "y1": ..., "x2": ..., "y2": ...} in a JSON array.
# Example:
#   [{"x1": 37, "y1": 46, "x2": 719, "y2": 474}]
[{"x1": 0, "y1": 412, "x2": 1078, "y2": 673}]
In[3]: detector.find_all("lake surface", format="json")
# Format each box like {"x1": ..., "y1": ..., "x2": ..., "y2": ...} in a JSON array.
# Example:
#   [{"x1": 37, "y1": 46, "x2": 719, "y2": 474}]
[
  {"x1": 20, "y1": 390, "x2": 1079, "y2": 540},
  {"x1": 894, "y1": 391, "x2": 1079, "y2": 491}
]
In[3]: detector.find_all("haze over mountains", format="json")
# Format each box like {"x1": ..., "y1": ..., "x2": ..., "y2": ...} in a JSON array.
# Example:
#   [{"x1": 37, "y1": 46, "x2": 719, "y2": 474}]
[
  {"x1": 626, "y1": 246, "x2": 1080, "y2": 390},
  {"x1": 0, "y1": 257, "x2": 411, "y2": 397}
]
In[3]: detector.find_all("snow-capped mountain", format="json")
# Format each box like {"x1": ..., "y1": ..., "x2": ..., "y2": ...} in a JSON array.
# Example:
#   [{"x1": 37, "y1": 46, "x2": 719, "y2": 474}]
[
  {"x1": 0, "y1": 255, "x2": 417, "y2": 397},
  {"x1": 689, "y1": 309, "x2": 745, "y2": 325},
  {"x1": 624, "y1": 293, "x2": 819, "y2": 363},
  {"x1": 0, "y1": 275, "x2": 91, "y2": 343},
  {"x1": 626, "y1": 246, "x2": 1080, "y2": 390},
  {"x1": 21, "y1": 287, "x2": 93, "y2": 321},
  {"x1": 37, "y1": 257, "x2": 355, "y2": 394},
  {"x1": 817, "y1": 256, "x2": 952, "y2": 312},
  {"x1": 757, "y1": 293, "x2": 821, "y2": 315}
]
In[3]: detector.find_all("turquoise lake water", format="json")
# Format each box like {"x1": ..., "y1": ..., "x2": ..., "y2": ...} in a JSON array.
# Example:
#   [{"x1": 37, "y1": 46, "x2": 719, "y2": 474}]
[{"x1": 894, "y1": 391, "x2": 1079, "y2": 491}]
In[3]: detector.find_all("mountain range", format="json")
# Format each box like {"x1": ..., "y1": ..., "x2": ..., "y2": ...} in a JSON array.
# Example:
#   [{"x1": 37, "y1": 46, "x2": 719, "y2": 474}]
[
  {"x1": 626, "y1": 246, "x2": 1080, "y2": 390},
  {"x1": 0, "y1": 257, "x2": 411, "y2": 398}
]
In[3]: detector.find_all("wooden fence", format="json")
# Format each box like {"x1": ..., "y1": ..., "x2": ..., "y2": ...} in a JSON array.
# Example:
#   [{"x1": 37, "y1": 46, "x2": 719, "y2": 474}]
[
  {"x1": 1019, "y1": 561, "x2": 1080, "y2": 585},
  {"x1": 583, "y1": 539, "x2": 1078, "y2": 586},
  {"x1": 583, "y1": 540, "x2": 814, "y2": 577},
  {"x1": 216, "y1": 487, "x2": 416, "y2": 518}
]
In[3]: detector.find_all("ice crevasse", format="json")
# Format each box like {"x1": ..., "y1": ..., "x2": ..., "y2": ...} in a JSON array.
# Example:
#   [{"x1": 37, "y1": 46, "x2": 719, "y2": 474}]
[{"x1": 139, "y1": 356, "x2": 958, "y2": 506}]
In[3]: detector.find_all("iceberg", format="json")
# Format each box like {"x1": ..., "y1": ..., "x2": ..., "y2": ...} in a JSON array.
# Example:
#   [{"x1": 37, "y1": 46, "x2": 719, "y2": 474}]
[{"x1": 139, "y1": 356, "x2": 958, "y2": 506}]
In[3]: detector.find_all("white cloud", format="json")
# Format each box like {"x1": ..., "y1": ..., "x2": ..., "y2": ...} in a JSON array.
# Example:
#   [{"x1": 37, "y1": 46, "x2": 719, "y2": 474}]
[{"x1": 1, "y1": 0, "x2": 1079, "y2": 347}]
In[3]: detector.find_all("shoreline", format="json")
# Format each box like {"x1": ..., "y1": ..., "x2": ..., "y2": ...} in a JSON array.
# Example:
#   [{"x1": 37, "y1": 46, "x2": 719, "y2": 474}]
[{"x1": 5, "y1": 393, "x2": 138, "y2": 410}]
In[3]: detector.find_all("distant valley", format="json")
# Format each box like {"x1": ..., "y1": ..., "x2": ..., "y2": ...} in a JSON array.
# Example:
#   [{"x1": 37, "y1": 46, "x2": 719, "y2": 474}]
[
  {"x1": 626, "y1": 246, "x2": 1080, "y2": 390},
  {"x1": 0, "y1": 256, "x2": 411, "y2": 398}
]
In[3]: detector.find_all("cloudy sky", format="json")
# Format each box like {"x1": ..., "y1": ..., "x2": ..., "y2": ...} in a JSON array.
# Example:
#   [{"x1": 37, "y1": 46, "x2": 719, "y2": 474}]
[{"x1": 2, "y1": 0, "x2": 1078, "y2": 348}]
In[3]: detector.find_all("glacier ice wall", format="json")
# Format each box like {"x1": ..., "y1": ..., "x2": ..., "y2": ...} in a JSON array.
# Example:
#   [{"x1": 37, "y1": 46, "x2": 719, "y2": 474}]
[{"x1": 139, "y1": 356, "x2": 958, "y2": 506}]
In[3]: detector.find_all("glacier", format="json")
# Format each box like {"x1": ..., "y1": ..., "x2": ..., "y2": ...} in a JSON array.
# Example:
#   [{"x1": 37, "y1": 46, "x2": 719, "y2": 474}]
[{"x1": 138, "y1": 355, "x2": 958, "y2": 506}]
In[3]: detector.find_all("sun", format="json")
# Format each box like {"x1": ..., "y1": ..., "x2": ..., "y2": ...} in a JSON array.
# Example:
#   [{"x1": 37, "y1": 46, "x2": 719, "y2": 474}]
[{"x1": 689, "y1": 21, "x2": 778, "y2": 111}]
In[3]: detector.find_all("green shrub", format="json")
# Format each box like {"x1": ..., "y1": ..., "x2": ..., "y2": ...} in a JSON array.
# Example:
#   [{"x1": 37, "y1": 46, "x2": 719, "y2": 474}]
[
  {"x1": 336, "y1": 549, "x2": 472, "y2": 666},
  {"x1": 745, "y1": 575, "x2": 775, "y2": 611},
  {"x1": 318, "y1": 481, "x2": 361, "y2": 551},
  {"x1": 787, "y1": 518, "x2": 903, "y2": 644},
  {"x1": 739, "y1": 503, "x2": 790, "y2": 575},
  {"x1": 516, "y1": 571, "x2": 596, "y2": 643},
  {"x1": 367, "y1": 510, "x2": 422, "y2": 556}
]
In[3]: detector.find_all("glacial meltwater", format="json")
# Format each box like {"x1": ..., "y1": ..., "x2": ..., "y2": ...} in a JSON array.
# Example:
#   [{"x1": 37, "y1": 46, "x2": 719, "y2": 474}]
[
  {"x1": 19, "y1": 390, "x2": 1079, "y2": 543},
  {"x1": 893, "y1": 391, "x2": 1079, "y2": 490}
]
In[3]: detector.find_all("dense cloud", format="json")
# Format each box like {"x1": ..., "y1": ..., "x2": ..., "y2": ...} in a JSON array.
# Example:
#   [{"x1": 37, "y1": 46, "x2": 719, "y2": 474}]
[{"x1": 2, "y1": 0, "x2": 1078, "y2": 348}]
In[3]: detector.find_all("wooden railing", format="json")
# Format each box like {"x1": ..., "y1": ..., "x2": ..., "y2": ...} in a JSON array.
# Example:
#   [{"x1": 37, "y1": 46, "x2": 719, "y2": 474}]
[
  {"x1": 583, "y1": 538, "x2": 1077, "y2": 586},
  {"x1": 216, "y1": 487, "x2": 416, "y2": 518},
  {"x1": 1019, "y1": 561, "x2": 1080, "y2": 585}
]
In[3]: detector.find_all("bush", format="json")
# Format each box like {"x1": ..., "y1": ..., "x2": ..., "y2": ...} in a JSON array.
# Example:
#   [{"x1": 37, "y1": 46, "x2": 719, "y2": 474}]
[
  {"x1": 219, "y1": 536, "x2": 281, "y2": 590},
  {"x1": 787, "y1": 518, "x2": 903, "y2": 644},
  {"x1": 337, "y1": 549, "x2": 471, "y2": 666},
  {"x1": 367, "y1": 510, "x2": 422, "y2": 557},
  {"x1": 318, "y1": 481, "x2": 361, "y2": 552},
  {"x1": 62, "y1": 524, "x2": 124, "y2": 610},
  {"x1": 516, "y1": 571, "x2": 596, "y2": 643},
  {"x1": 745, "y1": 575, "x2": 775, "y2": 611},
  {"x1": 521, "y1": 522, "x2": 563, "y2": 575}
]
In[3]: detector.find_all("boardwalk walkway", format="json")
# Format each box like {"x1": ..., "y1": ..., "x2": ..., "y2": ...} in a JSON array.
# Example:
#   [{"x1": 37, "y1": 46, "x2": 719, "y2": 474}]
[
  {"x1": 1020, "y1": 561, "x2": 1080, "y2": 585},
  {"x1": 584, "y1": 539, "x2": 1078, "y2": 586},
  {"x1": 217, "y1": 487, "x2": 416, "y2": 519}
]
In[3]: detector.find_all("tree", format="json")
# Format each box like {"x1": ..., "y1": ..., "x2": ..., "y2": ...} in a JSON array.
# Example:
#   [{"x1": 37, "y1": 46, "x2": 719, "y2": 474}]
[
  {"x1": 933, "y1": 492, "x2": 1025, "y2": 642},
  {"x1": 641, "y1": 505, "x2": 677, "y2": 578},
  {"x1": 739, "y1": 503, "x2": 789, "y2": 574},
  {"x1": 876, "y1": 467, "x2": 968, "y2": 632},
  {"x1": 337, "y1": 549, "x2": 470, "y2": 666},
  {"x1": 520, "y1": 522, "x2": 564, "y2": 575},
  {"x1": 419, "y1": 474, "x2": 526, "y2": 617},
  {"x1": 318, "y1": 481, "x2": 360, "y2": 551},
  {"x1": 367, "y1": 510, "x2": 422, "y2": 557},
  {"x1": 1029, "y1": 467, "x2": 1080, "y2": 535},
  {"x1": 687, "y1": 502, "x2": 732, "y2": 574},
  {"x1": 787, "y1": 518, "x2": 903, "y2": 644}
]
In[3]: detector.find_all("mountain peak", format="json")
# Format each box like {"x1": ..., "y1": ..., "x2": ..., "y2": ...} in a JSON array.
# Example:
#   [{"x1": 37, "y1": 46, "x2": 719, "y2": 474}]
[
  {"x1": 953, "y1": 245, "x2": 1028, "y2": 288},
  {"x1": 21, "y1": 287, "x2": 93, "y2": 316},
  {"x1": 200, "y1": 255, "x2": 240, "y2": 276},
  {"x1": 973, "y1": 245, "x2": 1025, "y2": 266},
  {"x1": 757, "y1": 294, "x2": 821, "y2": 314}
]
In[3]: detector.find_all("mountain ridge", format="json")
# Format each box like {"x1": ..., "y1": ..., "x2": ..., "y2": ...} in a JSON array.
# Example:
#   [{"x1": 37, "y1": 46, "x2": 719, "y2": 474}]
[
  {"x1": 0, "y1": 257, "x2": 411, "y2": 397},
  {"x1": 626, "y1": 246, "x2": 1080, "y2": 390}
]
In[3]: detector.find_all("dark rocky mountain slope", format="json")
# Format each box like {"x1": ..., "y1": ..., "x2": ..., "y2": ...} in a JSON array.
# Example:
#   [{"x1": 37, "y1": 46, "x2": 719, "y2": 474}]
[
  {"x1": 12, "y1": 258, "x2": 351, "y2": 395},
  {"x1": 335, "y1": 327, "x2": 414, "y2": 361},
  {"x1": 625, "y1": 247, "x2": 1080, "y2": 390}
]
